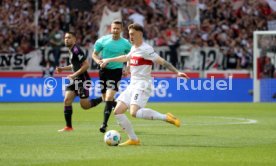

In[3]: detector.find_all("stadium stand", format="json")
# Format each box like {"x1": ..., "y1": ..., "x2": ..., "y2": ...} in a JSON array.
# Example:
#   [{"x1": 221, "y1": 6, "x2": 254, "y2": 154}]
[{"x1": 0, "y1": 0, "x2": 276, "y2": 70}]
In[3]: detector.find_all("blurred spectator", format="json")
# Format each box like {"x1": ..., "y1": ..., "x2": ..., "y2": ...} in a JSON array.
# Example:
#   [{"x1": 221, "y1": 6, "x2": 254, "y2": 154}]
[
  {"x1": 42, "y1": 60, "x2": 55, "y2": 78},
  {"x1": 128, "y1": 8, "x2": 145, "y2": 26},
  {"x1": 223, "y1": 49, "x2": 241, "y2": 69},
  {"x1": 166, "y1": 26, "x2": 180, "y2": 67},
  {"x1": 256, "y1": 50, "x2": 275, "y2": 79},
  {"x1": 262, "y1": 57, "x2": 275, "y2": 78},
  {"x1": 257, "y1": 51, "x2": 267, "y2": 79},
  {"x1": 49, "y1": 24, "x2": 64, "y2": 67}
]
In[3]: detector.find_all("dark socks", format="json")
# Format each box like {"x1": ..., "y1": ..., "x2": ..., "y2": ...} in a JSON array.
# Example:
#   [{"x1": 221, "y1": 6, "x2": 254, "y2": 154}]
[
  {"x1": 90, "y1": 97, "x2": 103, "y2": 108},
  {"x1": 103, "y1": 101, "x2": 114, "y2": 125},
  {"x1": 64, "y1": 106, "x2": 73, "y2": 128},
  {"x1": 112, "y1": 100, "x2": 117, "y2": 108}
]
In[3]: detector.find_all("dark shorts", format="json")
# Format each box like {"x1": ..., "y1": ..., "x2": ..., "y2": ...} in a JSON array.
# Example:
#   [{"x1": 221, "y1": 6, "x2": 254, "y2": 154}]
[
  {"x1": 99, "y1": 68, "x2": 122, "y2": 93},
  {"x1": 65, "y1": 78, "x2": 91, "y2": 99}
]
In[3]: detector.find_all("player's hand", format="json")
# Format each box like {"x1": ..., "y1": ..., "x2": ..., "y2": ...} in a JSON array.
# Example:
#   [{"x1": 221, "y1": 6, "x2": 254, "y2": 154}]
[
  {"x1": 177, "y1": 72, "x2": 189, "y2": 79},
  {"x1": 100, "y1": 59, "x2": 108, "y2": 68},
  {"x1": 67, "y1": 74, "x2": 75, "y2": 80},
  {"x1": 97, "y1": 60, "x2": 103, "y2": 65},
  {"x1": 122, "y1": 70, "x2": 130, "y2": 77},
  {"x1": 55, "y1": 67, "x2": 63, "y2": 74}
]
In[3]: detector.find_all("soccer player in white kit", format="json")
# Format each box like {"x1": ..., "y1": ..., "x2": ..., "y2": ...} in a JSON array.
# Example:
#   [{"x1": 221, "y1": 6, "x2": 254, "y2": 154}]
[{"x1": 100, "y1": 23, "x2": 189, "y2": 146}]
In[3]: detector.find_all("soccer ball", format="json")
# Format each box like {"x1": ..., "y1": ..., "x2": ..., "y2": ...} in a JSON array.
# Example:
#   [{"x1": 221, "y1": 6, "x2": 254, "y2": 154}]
[{"x1": 104, "y1": 130, "x2": 121, "y2": 146}]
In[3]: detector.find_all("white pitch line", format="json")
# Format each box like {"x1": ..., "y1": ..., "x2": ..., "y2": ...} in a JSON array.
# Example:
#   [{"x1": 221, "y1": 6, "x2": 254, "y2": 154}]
[
  {"x1": 131, "y1": 116, "x2": 258, "y2": 126},
  {"x1": 180, "y1": 116, "x2": 258, "y2": 126}
]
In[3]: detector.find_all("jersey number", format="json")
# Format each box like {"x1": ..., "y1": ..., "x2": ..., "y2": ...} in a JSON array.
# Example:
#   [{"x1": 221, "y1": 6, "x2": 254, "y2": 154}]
[{"x1": 134, "y1": 94, "x2": 139, "y2": 100}]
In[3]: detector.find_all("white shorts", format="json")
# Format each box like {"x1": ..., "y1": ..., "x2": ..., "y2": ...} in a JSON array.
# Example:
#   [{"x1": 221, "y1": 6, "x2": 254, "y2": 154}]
[{"x1": 117, "y1": 86, "x2": 151, "y2": 108}]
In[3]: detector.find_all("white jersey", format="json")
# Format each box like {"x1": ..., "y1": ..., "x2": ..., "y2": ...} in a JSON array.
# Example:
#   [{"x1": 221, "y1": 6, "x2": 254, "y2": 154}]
[{"x1": 126, "y1": 42, "x2": 160, "y2": 90}]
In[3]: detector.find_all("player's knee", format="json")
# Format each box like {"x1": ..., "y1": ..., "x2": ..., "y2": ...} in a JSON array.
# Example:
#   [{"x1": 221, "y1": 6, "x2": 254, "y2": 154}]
[
  {"x1": 130, "y1": 110, "x2": 137, "y2": 118},
  {"x1": 114, "y1": 102, "x2": 128, "y2": 115},
  {"x1": 105, "y1": 97, "x2": 113, "y2": 101},
  {"x1": 114, "y1": 109, "x2": 125, "y2": 115},
  {"x1": 114, "y1": 108, "x2": 120, "y2": 115},
  {"x1": 64, "y1": 98, "x2": 72, "y2": 106},
  {"x1": 80, "y1": 102, "x2": 90, "y2": 110},
  {"x1": 105, "y1": 95, "x2": 114, "y2": 101}
]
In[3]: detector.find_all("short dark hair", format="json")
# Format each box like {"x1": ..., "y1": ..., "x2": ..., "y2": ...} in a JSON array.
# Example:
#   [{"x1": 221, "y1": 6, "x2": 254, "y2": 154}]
[
  {"x1": 112, "y1": 19, "x2": 123, "y2": 26},
  {"x1": 66, "y1": 31, "x2": 76, "y2": 37},
  {"x1": 128, "y1": 23, "x2": 144, "y2": 33}
]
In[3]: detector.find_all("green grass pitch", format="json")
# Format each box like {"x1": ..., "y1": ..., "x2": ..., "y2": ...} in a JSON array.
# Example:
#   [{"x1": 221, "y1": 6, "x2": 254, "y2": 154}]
[{"x1": 0, "y1": 103, "x2": 276, "y2": 166}]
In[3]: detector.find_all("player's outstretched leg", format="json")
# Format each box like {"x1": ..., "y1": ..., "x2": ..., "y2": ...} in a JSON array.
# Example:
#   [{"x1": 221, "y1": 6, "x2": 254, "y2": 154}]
[
  {"x1": 135, "y1": 108, "x2": 181, "y2": 127},
  {"x1": 79, "y1": 85, "x2": 103, "y2": 109},
  {"x1": 79, "y1": 96, "x2": 102, "y2": 110},
  {"x1": 115, "y1": 114, "x2": 140, "y2": 146},
  {"x1": 114, "y1": 101, "x2": 140, "y2": 146}
]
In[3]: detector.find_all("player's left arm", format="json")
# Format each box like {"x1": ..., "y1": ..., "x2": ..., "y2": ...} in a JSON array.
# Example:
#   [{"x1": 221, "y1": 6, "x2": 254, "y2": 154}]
[
  {"x1": 155, "y1": 56, "x2": 189, "y2": 79},
  {"x1": 123, "y1": 42, "x2": 132, "y2": 76},
  {"x1": 99, "y1": 55, "x2": 129, "y2": 68},
  {"x1": 68, "y1": 60, "x2": 89, "y2": 80},
  {"x1": 122, "y1": 61, "x2": 130, "y2": 77}
]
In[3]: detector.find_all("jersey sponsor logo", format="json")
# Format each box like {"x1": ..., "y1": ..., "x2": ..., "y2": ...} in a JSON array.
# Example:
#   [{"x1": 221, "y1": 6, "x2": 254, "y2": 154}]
[{"x1": 130, "y1": 56, "x2": 153, "y2": 66}]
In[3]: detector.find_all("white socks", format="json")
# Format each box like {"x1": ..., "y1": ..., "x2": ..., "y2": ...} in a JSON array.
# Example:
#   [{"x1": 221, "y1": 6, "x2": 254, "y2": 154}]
[
  {"x1": 115, "y1": 108, "x2": 166, "y2": 140},
  {"x1": 115, "y1": 114, "x2": 138, "y2": 140},
  {"x1": 136, "y1": 108, "x2": 166, "y2": 120}
]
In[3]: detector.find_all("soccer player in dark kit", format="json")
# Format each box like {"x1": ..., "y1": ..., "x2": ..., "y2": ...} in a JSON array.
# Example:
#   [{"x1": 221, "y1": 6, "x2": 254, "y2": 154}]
[{"x1": 56, "y1": 32, "x2": 102, "y2": 132}]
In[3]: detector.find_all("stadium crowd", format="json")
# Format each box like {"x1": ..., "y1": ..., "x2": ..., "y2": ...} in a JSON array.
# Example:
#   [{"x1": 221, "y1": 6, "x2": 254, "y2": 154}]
[{"x1": 0, "y1": 0, "x2": 276, "y2": 70}]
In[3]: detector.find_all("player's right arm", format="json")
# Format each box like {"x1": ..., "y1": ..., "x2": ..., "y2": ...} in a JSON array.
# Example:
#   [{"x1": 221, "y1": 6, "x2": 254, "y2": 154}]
[
  {"x1": 100, "y1": 55, "x2": 128, "y2": 68},
  {"x1": 91, "y1": 38, "x2": 103, "y2": 65},
  {"x1": 55, "y1": 65, "x2": 73, "y2": 73},
  {"x1": 92, "y1": 51, "x2": 101, "y2": 65}
]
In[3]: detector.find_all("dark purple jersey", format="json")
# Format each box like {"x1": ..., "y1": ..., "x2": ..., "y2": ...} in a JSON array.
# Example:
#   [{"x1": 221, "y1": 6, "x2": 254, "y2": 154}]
[{"x1": 69, "y1": 44, "x2": 90, "y2": 80}]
